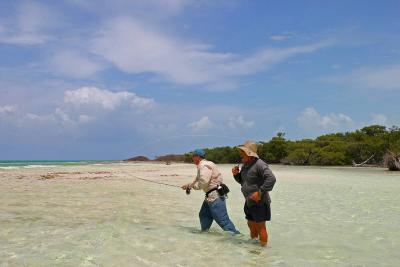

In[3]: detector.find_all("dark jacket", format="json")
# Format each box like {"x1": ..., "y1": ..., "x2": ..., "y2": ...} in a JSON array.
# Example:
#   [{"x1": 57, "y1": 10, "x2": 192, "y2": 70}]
[{"x1": 233, "y1": 158, "x2": 276, "y2": 206}]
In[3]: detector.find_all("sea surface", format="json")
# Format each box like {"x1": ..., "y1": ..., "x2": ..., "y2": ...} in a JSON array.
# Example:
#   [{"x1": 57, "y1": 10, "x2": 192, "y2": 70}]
[
  {"x1": 0, "y1": 160, "x2": 116, "y2": 169},
  {"x1": 1, "y1": 163, "x2": 399, "y2": 266}
]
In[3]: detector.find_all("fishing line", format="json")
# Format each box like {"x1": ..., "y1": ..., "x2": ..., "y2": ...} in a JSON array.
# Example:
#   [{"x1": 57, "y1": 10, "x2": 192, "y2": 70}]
[
  {"x1": 121, "y1": 171, "x2": 194, "y2": 194},
  {"x1": 122, "y1": 171, "x2": 181, "y2": 188}
]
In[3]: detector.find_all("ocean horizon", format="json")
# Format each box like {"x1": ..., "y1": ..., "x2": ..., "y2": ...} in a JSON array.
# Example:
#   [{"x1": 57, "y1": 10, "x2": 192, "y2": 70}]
[{"x1": 0, "y1": 160, "x2": 118, "y2": 169}]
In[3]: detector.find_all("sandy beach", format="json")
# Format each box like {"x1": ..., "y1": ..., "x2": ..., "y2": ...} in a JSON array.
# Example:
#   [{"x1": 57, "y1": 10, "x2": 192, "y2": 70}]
[{"x1": 1, "y1": 162, "x2": 400, "y2": 266}]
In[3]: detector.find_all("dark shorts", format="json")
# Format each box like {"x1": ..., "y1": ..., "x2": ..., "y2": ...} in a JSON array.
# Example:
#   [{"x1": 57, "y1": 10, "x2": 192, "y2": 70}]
[{"x1": 244, "y1": 201, "x2": 271, "y2": 222}]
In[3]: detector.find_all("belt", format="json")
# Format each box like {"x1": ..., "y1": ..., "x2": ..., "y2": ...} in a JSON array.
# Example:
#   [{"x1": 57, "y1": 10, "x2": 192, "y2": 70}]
[{"x1": 205, "y1": 187, "x2": 219, "y2": 198}]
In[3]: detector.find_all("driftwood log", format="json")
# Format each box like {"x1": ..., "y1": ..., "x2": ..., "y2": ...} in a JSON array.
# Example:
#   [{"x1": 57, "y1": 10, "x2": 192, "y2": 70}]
[
  {"x1": 384, "y1": 151, "x2": 400, "y2": 171},
  {"x1": 352, "y1": 154, "x2": 374, "y2": 167}
]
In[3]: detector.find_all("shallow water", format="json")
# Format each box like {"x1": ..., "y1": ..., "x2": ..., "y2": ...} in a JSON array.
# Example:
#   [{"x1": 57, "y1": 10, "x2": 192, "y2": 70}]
[
  {"x1": 0, "y1": 160, "x2": 115, "y2": 169},
  {"x1": 1, "y1": 164, "x2": 399, "y2": 266}
]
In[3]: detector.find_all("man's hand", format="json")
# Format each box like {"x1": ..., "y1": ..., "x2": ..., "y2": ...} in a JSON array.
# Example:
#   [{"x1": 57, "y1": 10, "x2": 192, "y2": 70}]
[
  {"x1": 250, "y1": 191, "x2": 261, "y2": 202},
  {"x1": 181, "y1": 183, "x2": 191, "y2": 190},
  {"x1": 232, "y1": 166, "x2": 240, "y2": 176}
]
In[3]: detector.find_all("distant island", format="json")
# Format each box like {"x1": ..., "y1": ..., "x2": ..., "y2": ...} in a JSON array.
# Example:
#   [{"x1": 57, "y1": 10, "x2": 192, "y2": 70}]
[
  {"x1": 126, "y1": 125, "x2": 400, "y2": 171},
  {"x1": 124, "y1": 156, "x2": 150, "y2": 162},
  {"x1": 124, "y1": 154, "x2": 185, "y2": 163}
]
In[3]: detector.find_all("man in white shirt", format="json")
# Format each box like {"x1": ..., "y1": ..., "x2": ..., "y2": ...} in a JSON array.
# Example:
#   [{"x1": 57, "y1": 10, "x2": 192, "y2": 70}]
[{"x1": 182, "y1": 149, "x2": 239, "y2": 234}]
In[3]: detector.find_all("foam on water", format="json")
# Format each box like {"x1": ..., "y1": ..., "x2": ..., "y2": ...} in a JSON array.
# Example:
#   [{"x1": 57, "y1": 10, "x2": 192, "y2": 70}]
[
  {"x1": 0, "y1": 164, "x2": 399, "y2": 266},
  {"x1": 22, "y1": 165, "x2": 58, "y2": 168},
  {"x1": 0, "y1": 160, "x2": 116, "y2": 168}
]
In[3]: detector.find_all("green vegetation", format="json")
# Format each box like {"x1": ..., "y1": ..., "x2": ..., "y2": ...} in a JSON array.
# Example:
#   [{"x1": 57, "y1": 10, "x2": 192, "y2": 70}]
[
  {"x1": 154, "y1": 154, "x2": 185, "y2": 162},
  {"x1": 183, "y1": 125, "x2": 400, "y2": 168}
]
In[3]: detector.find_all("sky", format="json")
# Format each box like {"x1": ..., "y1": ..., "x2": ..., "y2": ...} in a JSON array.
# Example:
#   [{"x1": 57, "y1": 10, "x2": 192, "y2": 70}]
[{"x1": 0, "y1": 0, "x2": 399, "y2": 160}]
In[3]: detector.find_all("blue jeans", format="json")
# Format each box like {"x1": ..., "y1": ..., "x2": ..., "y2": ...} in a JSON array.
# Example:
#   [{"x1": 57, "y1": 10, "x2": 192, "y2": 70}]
[{"x1": 199, "y1": 197, "x2": 240, "y2": 234}]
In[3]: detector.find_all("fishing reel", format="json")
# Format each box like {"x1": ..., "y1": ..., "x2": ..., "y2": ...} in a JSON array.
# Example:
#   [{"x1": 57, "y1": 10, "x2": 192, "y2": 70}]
[{"x1": 186, "y1": 187, "x2": 191, "y2": 195}]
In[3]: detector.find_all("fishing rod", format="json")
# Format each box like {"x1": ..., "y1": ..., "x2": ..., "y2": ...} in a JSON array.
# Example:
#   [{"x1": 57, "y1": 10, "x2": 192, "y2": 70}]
[{"x1": 122, "y1": 172, "x2": 192, "y2": 194}]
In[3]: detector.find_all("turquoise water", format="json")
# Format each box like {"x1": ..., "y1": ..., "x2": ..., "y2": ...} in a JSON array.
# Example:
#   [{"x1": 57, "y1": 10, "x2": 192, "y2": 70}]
[{"x1": 0, "y1": 160, "x2": 116, "y2": 169}]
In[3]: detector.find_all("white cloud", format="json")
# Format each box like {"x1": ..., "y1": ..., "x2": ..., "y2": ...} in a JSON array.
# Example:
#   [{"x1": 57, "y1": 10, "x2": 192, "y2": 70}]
[
  {"x1": 370, "y1": 114, "x2": 388, "y2": 126},
  {"x1": 270, "y1": 35, "x2": 289, "y2": 41},
  {"x1": 26, "y1": 112, "x2": 56, "y2": 124},
  {"x1": 63, "y1": 86, "x2": 154, "y2": 110},
  {"x1": 51, "y1": 109, "x2": 93, "y2": 126},
  {"x1": 0, "y1": 87, "x2": 154, "y2": 134},
  {"x1": 70, "y1": 0, "x2": 236, "y2": 19},
  {"x1": 297, "y1": 107, "x2": 354, "y2": 135},
  {"x1": 0, "y1": 3, "x2": 331, "y2": 89},
  {"x1": 78, "y1": 114, "x2": 94, "y2": 123},
  {"x1": 215, "y1": 41, "x2": 331, "y2": 77},
  {"x1": 0, "y1": 106, "x2": 59, "y2": 129},
  {"x1": 70, "y1": 0, "x2": 192, "y2": 16},
  {"x1": 270, "y1": 32, "x2": 294, "y2": 41},
  {"x1": 48, "y1": 51, "x2": 104, "y2": 78},
  {"x1": 0, "y1": 32, "x2": 50, "y2": 45},
  {"x1": 325, "y1": 65, "x2": 400, "y2": 91},
  {"x1": 227, "y1": 116, "x2": 254, "y2": 129},
  {"x1": 91, "y1": 17, "x2": 331, "y2": 89},
  {"x1": 0, "y1": 2, "x2": 52, "y2": 45},
  {"x1": 91, "y1": 17, "x2": 231, "y2": 86},
  {"x1": 0, "y1": 105, "x2": 17, "y2": 114},
  {"x1": 188, "y1": 116, "x2": 215, "y2": 132},
  {"x1": 54, "y1": 108, "x2": 72, "y2": 123}
]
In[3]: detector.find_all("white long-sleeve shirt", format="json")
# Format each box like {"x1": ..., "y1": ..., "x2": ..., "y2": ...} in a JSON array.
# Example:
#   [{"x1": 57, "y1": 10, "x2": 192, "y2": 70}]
[{"x1": 191, "y1": 159, "x2": 223, "y2": 202}]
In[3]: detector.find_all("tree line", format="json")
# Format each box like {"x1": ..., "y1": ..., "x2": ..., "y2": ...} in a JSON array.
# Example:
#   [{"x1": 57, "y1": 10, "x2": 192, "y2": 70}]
[{"x1": 182, "y1": 125, "x2": 400, "y2": 168}]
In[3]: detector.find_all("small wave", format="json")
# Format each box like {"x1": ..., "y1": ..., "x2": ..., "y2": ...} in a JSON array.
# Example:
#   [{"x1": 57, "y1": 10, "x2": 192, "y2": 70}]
[
  {"x1": 0, "y1": 166, "x2": 19, "y2": 170},
  {"x1": 23, "y1": 165, "x2": 58, "y2": 168},
  {"x1": 61, "y1": 161, "x2": 90, "y2": 164}
]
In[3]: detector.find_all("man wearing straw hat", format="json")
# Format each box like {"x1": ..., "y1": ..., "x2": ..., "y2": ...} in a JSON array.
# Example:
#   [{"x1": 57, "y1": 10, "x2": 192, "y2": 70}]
[
  {"x1": 182, "y1": 149, "x2": 240, "y2": 234},
  {"x1": 232, "y1": 141, "x2": 276, "y2": 246}
]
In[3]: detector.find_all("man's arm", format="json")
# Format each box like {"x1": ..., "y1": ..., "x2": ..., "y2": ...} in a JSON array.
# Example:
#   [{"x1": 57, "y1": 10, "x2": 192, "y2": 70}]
[
  {"x1": 233, "y1": 173, "x2": 242, "y2": 184},
  {"x1": 248, "y1": 161, "x2": 276, "y2": 202},
  {"x1": 257, "y1": 161, "x2": 276, "y2": 193},
  {"x1": 181, "y1": 176, "x2": 201, "y2": 190},
  {"x1": 232, "y1": 166, "x2": 242, "y2": 184}
]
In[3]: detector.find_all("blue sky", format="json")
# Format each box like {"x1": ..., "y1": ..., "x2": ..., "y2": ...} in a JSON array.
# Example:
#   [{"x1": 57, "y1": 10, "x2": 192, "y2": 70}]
[{"x1": 1, "y1": 0, "x2": 399, "y2": 160}]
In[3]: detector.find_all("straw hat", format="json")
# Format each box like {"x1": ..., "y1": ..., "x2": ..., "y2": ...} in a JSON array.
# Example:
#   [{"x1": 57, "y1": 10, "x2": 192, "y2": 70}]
[{"x1": 237, "y1": 140, "x2": 259, "y2": 158}]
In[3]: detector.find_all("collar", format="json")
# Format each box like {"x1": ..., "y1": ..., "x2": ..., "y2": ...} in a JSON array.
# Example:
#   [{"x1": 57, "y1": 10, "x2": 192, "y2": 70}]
[
  {"x1": 196, "y1": 158, "x2": 206, "y2": 167},
  {"x1": 243, "y1": 158, "x2": 258, "y2": 169}
]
